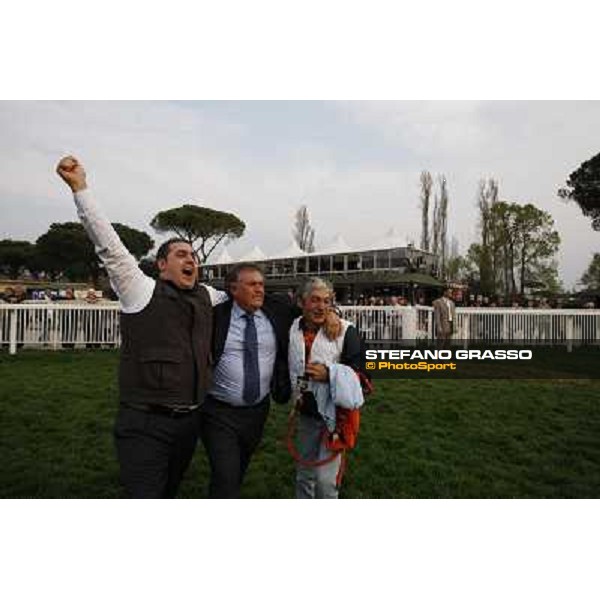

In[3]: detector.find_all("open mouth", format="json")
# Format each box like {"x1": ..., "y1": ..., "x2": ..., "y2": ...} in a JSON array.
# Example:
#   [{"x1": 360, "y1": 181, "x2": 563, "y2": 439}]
[{"x1": 182, "y1": 267, "x2": 195, "y2": 277}]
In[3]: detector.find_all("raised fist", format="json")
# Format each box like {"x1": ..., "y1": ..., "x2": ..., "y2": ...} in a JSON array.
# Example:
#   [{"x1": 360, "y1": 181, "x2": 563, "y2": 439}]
[{"x1": 56, "y1": 155, "x2": 87, "y2": 192}]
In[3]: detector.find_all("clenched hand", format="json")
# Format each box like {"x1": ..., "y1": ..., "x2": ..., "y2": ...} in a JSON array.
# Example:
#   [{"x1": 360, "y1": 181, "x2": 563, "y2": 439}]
[{"x1": 56, "y1": 155, "x2": 87, "y2": 193}]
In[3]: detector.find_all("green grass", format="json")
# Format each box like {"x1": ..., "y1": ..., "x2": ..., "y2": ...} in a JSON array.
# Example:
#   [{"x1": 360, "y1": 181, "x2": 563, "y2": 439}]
[{"x1": 1, "y1": 350, "x2": 599, "y2": 498}]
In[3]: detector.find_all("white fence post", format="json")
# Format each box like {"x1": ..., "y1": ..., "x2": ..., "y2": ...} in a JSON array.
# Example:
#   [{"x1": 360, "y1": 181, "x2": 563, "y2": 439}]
[
  {"x1": 50, "y1": 308, "x2": 59, "y2": 350},
  {"x1": 566, "y1": 315, "x2": 573, "y2": 353},
  {"x1": 9, "y1": 309, "x2": 17, "y2": 355},
  {"x1": 403, "y1": 307, "x2": 417, "y2": 342}
]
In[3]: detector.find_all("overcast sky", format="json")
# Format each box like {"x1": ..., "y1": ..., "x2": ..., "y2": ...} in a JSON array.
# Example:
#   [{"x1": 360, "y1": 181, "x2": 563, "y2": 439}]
[{"x1": 0, "y1": 100, "x2": 598, "y2": 288}]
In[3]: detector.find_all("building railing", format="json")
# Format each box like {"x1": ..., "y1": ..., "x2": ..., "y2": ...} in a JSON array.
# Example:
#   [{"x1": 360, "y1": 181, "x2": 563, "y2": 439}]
[{"x1": 2, "y1": 303, "x2": 600, "y2": 355}]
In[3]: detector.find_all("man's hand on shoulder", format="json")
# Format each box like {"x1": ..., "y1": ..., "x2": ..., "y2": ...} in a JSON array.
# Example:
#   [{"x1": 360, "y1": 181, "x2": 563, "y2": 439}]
[
  {"x1": 323, "y1": 308, "x2": 342, "y2": 340},
  {"x1": 56, "y1": 155, "x2": 87, "y2": 193}
]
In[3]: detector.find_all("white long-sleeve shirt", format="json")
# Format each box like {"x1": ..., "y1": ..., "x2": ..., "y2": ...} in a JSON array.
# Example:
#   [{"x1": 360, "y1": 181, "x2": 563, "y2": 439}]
[{"x1": 73, "y1": 189, "x2": 229, "y2": 312}]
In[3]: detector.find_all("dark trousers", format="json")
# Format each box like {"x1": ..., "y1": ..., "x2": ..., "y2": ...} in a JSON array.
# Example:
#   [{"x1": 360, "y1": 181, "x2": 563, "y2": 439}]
[
  {"x1": 199, "y1": 395, "x2": 270, "y2": 499},
  {"x1": 114, "y1": 405, "x2": 201, "y2": 498}
]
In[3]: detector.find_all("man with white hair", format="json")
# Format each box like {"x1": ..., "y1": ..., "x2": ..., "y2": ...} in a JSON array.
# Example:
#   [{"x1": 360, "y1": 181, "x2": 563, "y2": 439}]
[{"x1": 288, "y1": 277, "x2": 364, "y2": 499}]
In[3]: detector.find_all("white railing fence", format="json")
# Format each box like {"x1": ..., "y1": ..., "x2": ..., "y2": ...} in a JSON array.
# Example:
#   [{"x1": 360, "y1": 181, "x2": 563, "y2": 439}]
[
  {"x1": 2, "y1": 304, "x2": 600, "y2": 355},
  {"x1": 454, "y1": 308, "x2": 600, "y2": 346},
  {"x1": 338, "y1": 306, "x2": 600, "y2": 349},
  {"x1": 336, "y1": 306, "x2": 419, "y2": 341},
  {"x1": 0, "y1": 303, "x2": 121, "y2": 355}
]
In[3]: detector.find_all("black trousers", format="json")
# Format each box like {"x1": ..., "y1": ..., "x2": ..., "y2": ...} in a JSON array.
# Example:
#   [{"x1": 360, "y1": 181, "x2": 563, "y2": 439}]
[
  {"x1": 199, "y1": 395, "x2": 270, "y2": 499},
  {"x1": 114, "y1": 405, "x2": 201, "y2": 498}
]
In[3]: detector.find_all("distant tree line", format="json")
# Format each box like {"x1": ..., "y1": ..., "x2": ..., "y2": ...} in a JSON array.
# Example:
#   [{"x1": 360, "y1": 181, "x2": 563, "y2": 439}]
[
  {"x1": 0, "y1": 203, "x2": 245, "y2": 286},
  {"x1": 418, "y1": 146, "x2": 600, "y2": 296},
  {"x1": 419, "y1": 174, "x2": 563, "y2": 297}
]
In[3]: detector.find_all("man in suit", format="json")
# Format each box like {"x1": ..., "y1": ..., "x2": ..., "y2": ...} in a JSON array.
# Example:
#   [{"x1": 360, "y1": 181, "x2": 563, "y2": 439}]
[
  {"x1": 433, "y1": 287, "x2": 456, "y2": 347},
  {"x1": 199, "y1": 263, "x2": 296, "y2": 498}
]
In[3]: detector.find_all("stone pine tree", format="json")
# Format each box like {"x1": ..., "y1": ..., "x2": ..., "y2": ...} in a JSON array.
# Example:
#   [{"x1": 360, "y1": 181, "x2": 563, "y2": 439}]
[
  {"x1": 113, "y1": 224, "x2": 155, "y2": 260},
  {"x1": 0, "y1": 240, "x2": 35, "y2": 279},
  {"x1": 35, "y1": 222, "x2": 153, "y2": 286},
  {"x1": 293, "y1": 205, "x2": 315, "y2": 252},
  {"x1": 150, "y1": 204, "x2": 245, "y2": 262}
]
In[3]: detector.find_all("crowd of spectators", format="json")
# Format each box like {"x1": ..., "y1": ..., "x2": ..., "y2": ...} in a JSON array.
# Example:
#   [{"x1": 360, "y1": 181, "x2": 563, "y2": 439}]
[
  {"x1": 349, "y1": 295, "x2": 414, "y2": 307},
  {"x1": 0, "y1": 284, "x2": 118, "y2": 349},
  {"x1": 0, "y1": 285, "x2": 113, "y2": 304},
  {"x1": 3, "y1": 284, "x2": 596, "y2": 310},
  {"x1": 345, "y1": 292, "x2": 596, "y2": 309}
]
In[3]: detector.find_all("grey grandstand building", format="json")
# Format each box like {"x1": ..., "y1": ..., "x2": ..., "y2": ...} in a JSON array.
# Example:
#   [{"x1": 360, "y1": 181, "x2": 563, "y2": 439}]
[{"x1": 200, "y1": 230, "x2": 443, "y2": 304}]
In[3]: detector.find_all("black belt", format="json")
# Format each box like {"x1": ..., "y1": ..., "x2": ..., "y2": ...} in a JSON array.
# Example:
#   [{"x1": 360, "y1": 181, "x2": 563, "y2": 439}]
[
  {"x1": 122, "y1": 402, "x2": 200, "y2": 417},
  {"x1": 205, "y1": 393, "x2": 270, "y2": 409}
]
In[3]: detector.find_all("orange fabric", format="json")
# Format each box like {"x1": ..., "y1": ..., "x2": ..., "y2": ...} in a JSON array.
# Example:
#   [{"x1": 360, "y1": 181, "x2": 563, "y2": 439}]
[
  {"x1": 302, "y1": 326, "x2": 317, "y2": 365},
  {"x1": 326, "y1": 407, "x2": 360, "y2": 451}
]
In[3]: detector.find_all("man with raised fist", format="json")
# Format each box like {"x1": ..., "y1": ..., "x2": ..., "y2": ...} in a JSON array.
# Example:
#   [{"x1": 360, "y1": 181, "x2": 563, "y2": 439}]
[{"x1": 56, "y1": 156, "x2": 229, "y2": 498}]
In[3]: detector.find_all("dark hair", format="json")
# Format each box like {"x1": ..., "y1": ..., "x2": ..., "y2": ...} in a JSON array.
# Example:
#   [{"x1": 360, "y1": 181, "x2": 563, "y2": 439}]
[
  {"x1": 156, "y1": 238, "x2": 193, "y2": 262},
  {"x1": 224, "y1": 262, "x2": 264, "y2": 290}
]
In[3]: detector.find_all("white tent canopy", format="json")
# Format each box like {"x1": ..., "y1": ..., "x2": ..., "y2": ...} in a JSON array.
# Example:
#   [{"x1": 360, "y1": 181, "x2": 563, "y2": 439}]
[
  {"x1": 207, "y1": 246, "x2": 234, "y2": 265},
  {"x1": 204, "y1": 228, "x2": 429, "y2": 266},
  {"x1": 270, "y1": 239, "x2": 306, "y2": 259},
  {"x1": 238, "y1": 245, "x2": 267, "y2": 262},
  {"x1": 317, "y1": 233, "x2": 351, "y2": 254}
]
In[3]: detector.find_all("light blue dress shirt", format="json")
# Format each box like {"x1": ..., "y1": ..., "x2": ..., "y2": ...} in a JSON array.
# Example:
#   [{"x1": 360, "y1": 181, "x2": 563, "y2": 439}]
[{"x1": 209, "y1": 302, "x2": 277, "y2": 406}]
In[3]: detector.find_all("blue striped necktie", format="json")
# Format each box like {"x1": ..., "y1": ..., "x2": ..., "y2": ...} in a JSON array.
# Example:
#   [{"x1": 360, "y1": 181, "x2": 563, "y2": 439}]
[{"x1": 242, "y1": 312, "x2": 260, "y2": 404}]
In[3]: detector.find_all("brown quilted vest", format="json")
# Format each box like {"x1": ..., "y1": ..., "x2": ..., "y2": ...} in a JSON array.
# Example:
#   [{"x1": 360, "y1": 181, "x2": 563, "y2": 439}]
[{"x1": 118, "y1": 279, "x2": 213, "y2": 406}]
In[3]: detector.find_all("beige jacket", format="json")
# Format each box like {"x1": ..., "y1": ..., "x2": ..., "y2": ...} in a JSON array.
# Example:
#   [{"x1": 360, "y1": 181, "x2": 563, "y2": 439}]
[{"x1": 433, "y1": 296, "x2": 456, "y2": 338}]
